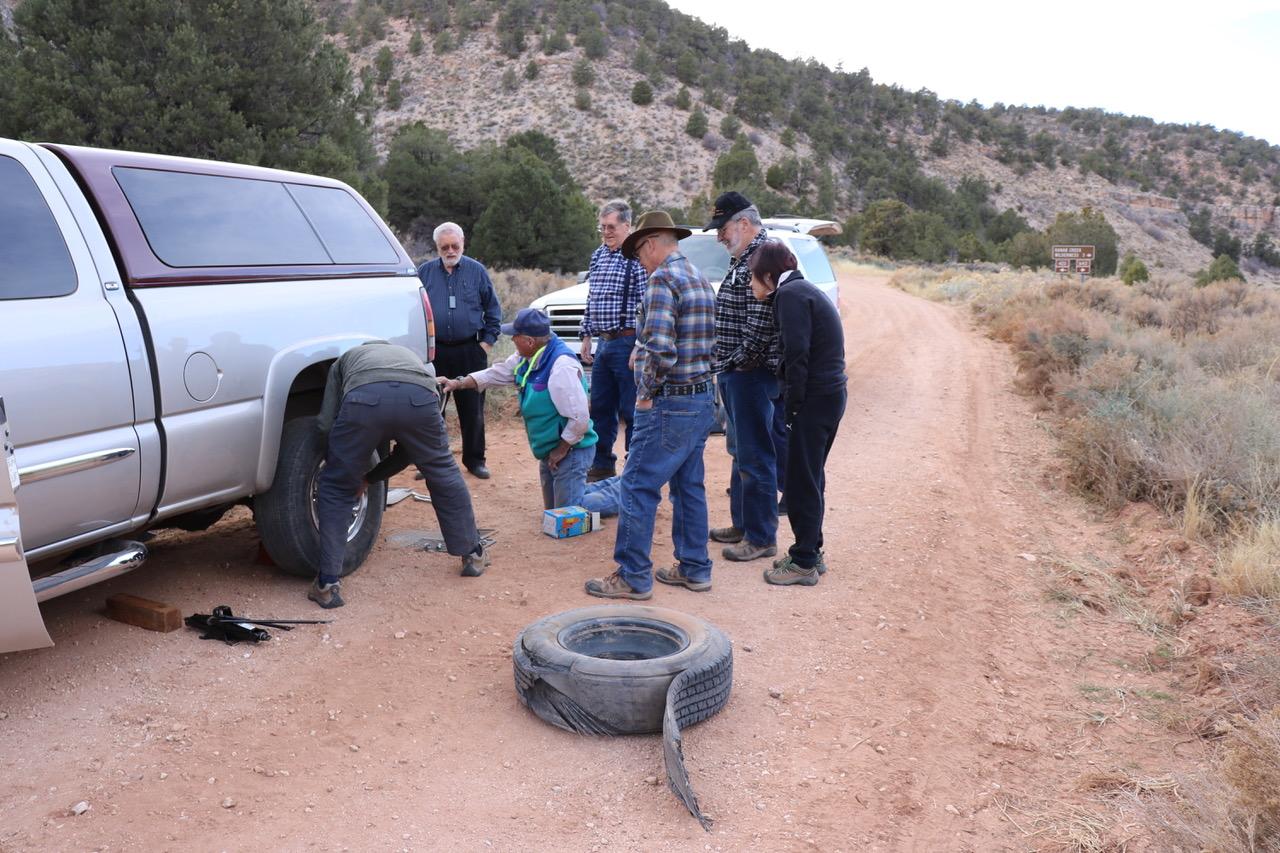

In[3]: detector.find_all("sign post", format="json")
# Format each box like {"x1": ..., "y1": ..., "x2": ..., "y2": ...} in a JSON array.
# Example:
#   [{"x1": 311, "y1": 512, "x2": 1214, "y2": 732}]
[{"x1": 1052, "y1": 245, "x2": 1096, "y2": 283}]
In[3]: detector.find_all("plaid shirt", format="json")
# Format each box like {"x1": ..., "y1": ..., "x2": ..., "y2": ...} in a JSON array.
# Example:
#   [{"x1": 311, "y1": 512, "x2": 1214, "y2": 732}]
[
  {"x1": 712, "y1": 229, "x2": 780, "y2": 373},
  {"x1": 633, "y1": 251, "x2": 716, "y2": 401},
  {"x1": 580, "y1": 244, "x2": 646, "y2": 337}
]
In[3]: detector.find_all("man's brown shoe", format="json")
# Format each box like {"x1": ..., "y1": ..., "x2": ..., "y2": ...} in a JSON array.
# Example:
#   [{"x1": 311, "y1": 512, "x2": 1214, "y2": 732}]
[
  {"x1": 763, "y1": 555, "x2": 819, "y2": 586},
  {"x1": 723, "y1": 540, "x2": 776, "y2": 562},
  {"x1": 584, "y1": 571, "x2": 652, "y2": 600},
  {"x1": 655, "y1": 564, "x2": 711, "y2": 592},
  {"x1": 709, "y1": 526, "x2": 744, "y2": 544}
]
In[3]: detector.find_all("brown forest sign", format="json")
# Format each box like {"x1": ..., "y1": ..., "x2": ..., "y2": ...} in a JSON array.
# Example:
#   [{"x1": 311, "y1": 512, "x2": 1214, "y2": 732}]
[{"x1": 1052, "y1": 244, "x2": 1095, "y2": 274}]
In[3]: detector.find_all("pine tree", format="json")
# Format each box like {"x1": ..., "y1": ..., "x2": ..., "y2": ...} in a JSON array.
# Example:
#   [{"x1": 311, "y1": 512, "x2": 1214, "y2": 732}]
[
  {"x1": 685, "y1": 109, "x2": 708, "y2": 139},
  {"x1": 0, "y1": 0, "x2": 382, "y2": 208},
  {"x1": 630, "y1": 80, "x2": 653, "y2": 106}
]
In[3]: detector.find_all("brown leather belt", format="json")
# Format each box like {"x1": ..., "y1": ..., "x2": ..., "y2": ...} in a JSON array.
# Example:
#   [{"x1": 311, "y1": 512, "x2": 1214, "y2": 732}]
[{"x1": 598, "y1": 328, "x2": 636, "y2": 341}]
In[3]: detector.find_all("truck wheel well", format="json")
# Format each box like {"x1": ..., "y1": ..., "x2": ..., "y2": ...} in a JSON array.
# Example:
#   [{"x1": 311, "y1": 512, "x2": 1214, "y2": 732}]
[{"x1": 283, "y1": 361, "x2": 331, "y2": 421}]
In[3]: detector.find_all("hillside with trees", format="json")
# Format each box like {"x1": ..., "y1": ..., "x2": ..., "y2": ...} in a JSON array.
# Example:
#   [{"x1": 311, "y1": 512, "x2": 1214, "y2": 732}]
[{"x1": 2, "y1": 0, "x2": 1277, "y2": 282}]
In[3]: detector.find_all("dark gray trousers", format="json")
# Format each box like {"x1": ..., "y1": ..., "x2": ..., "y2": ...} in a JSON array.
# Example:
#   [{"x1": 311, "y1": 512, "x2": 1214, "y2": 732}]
[{"x1": 316, "y1": 381, "x2": 479, "y2": 584}]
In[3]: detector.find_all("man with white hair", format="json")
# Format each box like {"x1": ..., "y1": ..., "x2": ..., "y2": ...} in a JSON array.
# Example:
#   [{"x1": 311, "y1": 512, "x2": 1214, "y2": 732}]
[{"x1": 417, "y1": 222, "x2": 503, "y2": 479}]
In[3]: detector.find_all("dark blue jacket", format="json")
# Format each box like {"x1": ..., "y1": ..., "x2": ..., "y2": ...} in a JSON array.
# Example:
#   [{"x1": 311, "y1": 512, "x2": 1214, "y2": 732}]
[{"x1": 417, "y1": 255, "x2": 502, "y2": 345}]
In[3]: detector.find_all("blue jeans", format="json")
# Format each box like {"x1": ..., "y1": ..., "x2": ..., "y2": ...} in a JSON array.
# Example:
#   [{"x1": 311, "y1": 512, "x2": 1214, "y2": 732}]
[
  {"x1": 720, "y1": 368, "x2": 779, "y2": 546},
  {"x1": 589, "y1": 337, "x2": 637, "y2": 470},
  {"x1": 538, "y1": 444, "x2": 593, "y2": 509},
  {"x1": 581, "y1": 475, "x2": 623, "y2": 517},
  {"x1": 613, "y1": 389, "x2": 715, "y2": 593}
]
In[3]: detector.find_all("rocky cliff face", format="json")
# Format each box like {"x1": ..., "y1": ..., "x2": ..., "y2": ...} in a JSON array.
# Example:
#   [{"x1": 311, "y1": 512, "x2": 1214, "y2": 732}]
[{"x1": 347, "y1": 17, "x2": 1278, "y2": 282}]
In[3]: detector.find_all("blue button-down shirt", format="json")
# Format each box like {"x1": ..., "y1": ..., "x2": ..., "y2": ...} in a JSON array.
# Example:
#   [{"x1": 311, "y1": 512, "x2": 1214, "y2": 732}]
[
  {"x1": 417, "y1": 255, "x2": 502, "y2": 344},
  {"x1": 580, "y1": 244, "x2": 646, "y2": 338}
]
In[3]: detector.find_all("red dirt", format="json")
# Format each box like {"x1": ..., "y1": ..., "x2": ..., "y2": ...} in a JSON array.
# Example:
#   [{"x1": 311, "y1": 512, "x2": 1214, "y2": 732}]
[{"x1": 0, "y1": 269, "x2": 1245, "y2": 850}]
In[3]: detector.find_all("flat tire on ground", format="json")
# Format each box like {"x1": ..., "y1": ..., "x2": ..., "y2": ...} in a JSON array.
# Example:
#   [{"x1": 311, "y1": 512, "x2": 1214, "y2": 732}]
[
  {"x1": 513, "y1": 604, "x2": 732, "y2": 735},
  {"x1": 253, "y1": 415, "x2": 385, "y2": 578}
]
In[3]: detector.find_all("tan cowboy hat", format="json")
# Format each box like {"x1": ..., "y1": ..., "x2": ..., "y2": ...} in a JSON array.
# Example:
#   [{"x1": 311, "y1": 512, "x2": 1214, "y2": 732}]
[{"x1": 620, "y1": 210, "x2": 693, "y2": 260}]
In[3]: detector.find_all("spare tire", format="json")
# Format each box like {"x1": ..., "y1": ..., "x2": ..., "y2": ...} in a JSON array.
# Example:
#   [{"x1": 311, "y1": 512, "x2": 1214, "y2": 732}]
[{"x1": 513, "y1": 605, "x2": 732, "y2": 829}]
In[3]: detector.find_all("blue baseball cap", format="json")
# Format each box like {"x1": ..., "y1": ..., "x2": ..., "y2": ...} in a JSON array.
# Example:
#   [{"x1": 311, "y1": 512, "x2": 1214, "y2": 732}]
[{"x1": 501, "y1": 307, "x2": 551, "y2": 337}]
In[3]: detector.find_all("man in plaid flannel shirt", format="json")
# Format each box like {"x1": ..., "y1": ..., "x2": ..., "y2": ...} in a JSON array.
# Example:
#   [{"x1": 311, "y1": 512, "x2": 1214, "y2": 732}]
[
  {"x1": 585, "y1": 211, "x2": 718, "y2": 600},
  {"x1": 579, "y1": 200, "x2": 647, "y2": 482},
  {"x1": 706, "y1": 191, "x2": 786, "y2": 563}
]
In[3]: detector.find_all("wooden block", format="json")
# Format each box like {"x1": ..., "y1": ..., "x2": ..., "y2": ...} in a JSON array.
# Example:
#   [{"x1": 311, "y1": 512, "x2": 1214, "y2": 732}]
[{"x1": 105, "y1": 593, "x2": 182, "y2": 633}]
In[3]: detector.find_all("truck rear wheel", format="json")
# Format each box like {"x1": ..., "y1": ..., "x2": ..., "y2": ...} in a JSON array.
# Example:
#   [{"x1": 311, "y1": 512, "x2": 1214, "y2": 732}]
[{"x1": 254, "y1": 415, "x2": 385, "y2": 578}]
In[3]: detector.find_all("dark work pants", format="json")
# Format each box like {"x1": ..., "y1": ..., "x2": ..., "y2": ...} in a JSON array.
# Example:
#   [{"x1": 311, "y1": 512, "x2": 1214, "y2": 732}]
[
  {"x1": 784, "y1": 389, "x2": 846, "y2": 569},
  {"x1": 589, "y1": 336, "x2": 637, "y2": 471},
  {"x1": 316, "y1": 381, "x2": 479, "y2": 585},
  {"x1": 432, "y1": 340, "x2": 488, "y2": 470}
]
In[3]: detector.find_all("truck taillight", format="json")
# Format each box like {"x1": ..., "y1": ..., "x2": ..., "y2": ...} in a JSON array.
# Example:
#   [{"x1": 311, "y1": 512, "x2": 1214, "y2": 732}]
[{"x1": 420, "y1": 286, "x2": 436, "y2": 362}]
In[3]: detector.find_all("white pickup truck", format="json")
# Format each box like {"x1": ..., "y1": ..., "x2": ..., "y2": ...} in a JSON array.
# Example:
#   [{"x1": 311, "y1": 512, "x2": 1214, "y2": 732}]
[{"x1": 0, "y1": 138, "x2": 434, "y2": 653}]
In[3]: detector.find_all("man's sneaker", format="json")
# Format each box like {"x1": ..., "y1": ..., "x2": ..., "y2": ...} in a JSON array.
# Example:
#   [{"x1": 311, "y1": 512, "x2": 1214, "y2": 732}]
[
  {"x1": 723, "y1": 540, "x2": 777, "y2": 562},
  {"x1": 308, "y1": 579, "x2": 345, "y2": 609},
  {"x1": 774, "y1": 551, "x2": 828, "y2": 575},
  {"x1": 584, "y1": 571, "x2": 652, "y2": 600},
  {"x1": 709, "y1": 526, "x2": 744, "y2": 544},
  {"x1": 763, "y1": 555, "x2": 819, "y2": 586},
  {"x1": 586, "y1": 466, "x2": 616, "y2": 483},
  {"x1": 461, "y1": 543, "x2": 489, "y2": 577},
  {"x1": 655, "y1": 564, "x2": 712, "y2": 592}
]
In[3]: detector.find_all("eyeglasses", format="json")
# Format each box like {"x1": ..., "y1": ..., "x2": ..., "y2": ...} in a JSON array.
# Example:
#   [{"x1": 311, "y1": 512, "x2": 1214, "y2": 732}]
[
  {"x1": 597, "y1": 223, "x2": 624, "y2": 234},
  {"x1": 437, "y1": 242, "x2": 462, "y2": 252}
]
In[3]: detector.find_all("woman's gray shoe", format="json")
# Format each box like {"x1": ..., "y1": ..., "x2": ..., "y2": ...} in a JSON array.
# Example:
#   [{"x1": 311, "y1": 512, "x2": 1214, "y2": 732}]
[
  {"x1": 774, "y1": 551, "x2": 827, "y2": 575},
  {"x1": 763, "y1": 555, "x2": 819, "y2": 586},
  {"x1": 308, "y1": 579, "x2": 345, "y2": 608}
]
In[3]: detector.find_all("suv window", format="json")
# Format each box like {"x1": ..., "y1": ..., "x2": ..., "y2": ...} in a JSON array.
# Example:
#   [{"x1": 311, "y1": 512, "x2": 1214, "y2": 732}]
[
  {"x1": 286, "y1": 184, "x2": 399, "y2": 264},
  {"x1": 115, "y1": 168, "x2": 330, "y2": 267},
  {"x1": 791, "y1": 238, "x2": 836, "y2": 284},
  {"x1": 0, "y1": 155, "x2": 78, "y2": 300},
  {"x1": 114, "y1": 168, "x2": 396, "y2": 268}
]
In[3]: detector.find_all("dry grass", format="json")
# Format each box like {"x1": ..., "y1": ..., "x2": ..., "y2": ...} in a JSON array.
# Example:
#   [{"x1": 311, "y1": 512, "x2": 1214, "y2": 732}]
[
  {"x1": 1135, "y1": 710, "x2": 1280, "y2": 852},
  {"x1": 1220, "y1": 520, "x2": 1280, "y2": 600},
  {"x1": 891, "y1": 266, "x2": 1280, "y2": 601}
]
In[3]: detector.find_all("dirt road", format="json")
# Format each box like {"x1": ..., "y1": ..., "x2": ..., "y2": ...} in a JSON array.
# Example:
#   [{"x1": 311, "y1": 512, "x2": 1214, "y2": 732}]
[{"x1": 1, "y1": 269, "x2": 1217, "y2": 851}]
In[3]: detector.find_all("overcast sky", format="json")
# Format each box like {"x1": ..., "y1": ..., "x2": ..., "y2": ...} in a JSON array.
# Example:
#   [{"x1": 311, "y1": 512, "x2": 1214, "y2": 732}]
[{"x1": 665, "y1": 0, "x2": 1280, "y2": 147}]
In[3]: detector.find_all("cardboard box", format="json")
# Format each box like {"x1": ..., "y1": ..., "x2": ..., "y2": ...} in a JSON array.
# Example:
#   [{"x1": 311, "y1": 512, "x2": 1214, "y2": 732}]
[{"x1": 543, "y1": 506, "x2": 602, "y2": 539}]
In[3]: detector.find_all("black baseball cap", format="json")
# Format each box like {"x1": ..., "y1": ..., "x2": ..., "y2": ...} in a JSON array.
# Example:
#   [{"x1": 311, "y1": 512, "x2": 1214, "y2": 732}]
[{"x1": 702, "y1": 191, "x2": 754, "y2": 231}]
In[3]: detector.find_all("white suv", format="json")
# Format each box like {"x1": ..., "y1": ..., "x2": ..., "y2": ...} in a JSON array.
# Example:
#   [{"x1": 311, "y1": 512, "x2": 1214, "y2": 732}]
[{"x1": 530, "y1": 217, "x2": 842, "y2": 346}]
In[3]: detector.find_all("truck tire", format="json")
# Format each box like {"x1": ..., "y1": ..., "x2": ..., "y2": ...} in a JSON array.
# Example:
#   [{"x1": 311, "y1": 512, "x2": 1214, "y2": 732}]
[
  {"x1": 254, "y1": 415, "x2": 385, "y2": 578},
  {"x1": 512, "y1": 605, "x2": 732, "y2": 735}
]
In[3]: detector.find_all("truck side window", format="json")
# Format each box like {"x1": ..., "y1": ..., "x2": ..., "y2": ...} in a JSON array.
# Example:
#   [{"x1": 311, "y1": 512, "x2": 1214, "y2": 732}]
[
  {"x1": 0, "y1": 156, "x2": 78, "y2": 300},
  {"x1": 286, "y1": 184, "x2": 399, "y2": 264},
  {"x1": 113, "y1": 167, "x2": 331, "y2": 267}
]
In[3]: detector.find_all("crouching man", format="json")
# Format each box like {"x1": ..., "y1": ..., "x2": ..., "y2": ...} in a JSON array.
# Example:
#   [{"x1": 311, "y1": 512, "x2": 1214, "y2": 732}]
[
  {"x1": 311, "y1": 341, "x2": 489, "y2": 609},
  {"x1": 440, "y1": 308, "x2": 598, "y2": 510}
]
